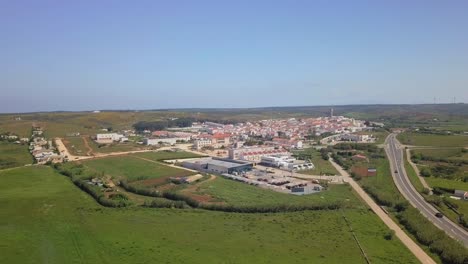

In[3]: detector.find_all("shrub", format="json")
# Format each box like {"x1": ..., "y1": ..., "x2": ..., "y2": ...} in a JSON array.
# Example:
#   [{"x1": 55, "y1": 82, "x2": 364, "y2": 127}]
[
  {"x1": 384, "y1": 230, "x2": 395, "y2": 240},
  {"x1": 420, "y1": 167, "x2": 431, "y2": 177}
]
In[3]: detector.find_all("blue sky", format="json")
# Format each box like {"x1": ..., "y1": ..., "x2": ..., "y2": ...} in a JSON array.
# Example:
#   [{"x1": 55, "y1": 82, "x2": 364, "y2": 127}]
[{"x1": 1, "y1": 0, "x2": 467, "y2": 112}]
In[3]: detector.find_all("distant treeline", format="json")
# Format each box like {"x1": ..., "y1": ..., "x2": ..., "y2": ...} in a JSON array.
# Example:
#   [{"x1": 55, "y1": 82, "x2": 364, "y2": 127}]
[
  {"x1": 133, "y1": 117, "x2": 196, "y2": 131},
  {"x1": 133, "y1": 117, "x2": 244, "y2": 131}
]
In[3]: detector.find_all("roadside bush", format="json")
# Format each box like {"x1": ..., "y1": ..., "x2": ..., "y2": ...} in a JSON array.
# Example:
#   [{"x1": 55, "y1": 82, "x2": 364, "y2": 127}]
[
  {"x1": 394, "y1": 201, "x2": 409, "y2": 212},
  {"x1": 397, "y1": 208, "x2": 468, "y2": 264},
  {"x1": 422, "y1": 188, "x2": 431, "y2": 195},
  {"x1": 420, "y1": 167, "x2": 431, "y2": 177},
  {"x1": 361, "y1": 185, "x2": 395, "y2": 207},
  {"x1": 384, "y1": 230, "x2": 395, "y2": 240}
]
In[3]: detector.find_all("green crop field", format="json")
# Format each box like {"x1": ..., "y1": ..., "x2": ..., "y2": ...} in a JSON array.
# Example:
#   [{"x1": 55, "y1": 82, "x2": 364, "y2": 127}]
[
  {"x1": 0, "y1": 166, "x2": 418, "y2": 264},
  {"x1": 398, "y1": 133, "x2": 468, "y2": 147},
  {"x1": 82, "y1": 155, "x2": 194, "y2": 182},
  {"x1": 191, "y1": 176, "x2": 360, "y2": 208},
  {"x1": 0, "y1": 142, "x2": 33, "y2": 169}
]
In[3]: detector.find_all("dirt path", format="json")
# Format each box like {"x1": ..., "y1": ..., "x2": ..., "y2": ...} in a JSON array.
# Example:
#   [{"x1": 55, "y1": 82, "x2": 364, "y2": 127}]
[
  {"x1": 329, "y1": 158, "x2": 436, "y2": 264},
  {"x1": 81, "y1": 136, "x2": 93, "y2": 156},
  {"x1": 405, "y1": 148, "x2": 432, "y2": 192}
]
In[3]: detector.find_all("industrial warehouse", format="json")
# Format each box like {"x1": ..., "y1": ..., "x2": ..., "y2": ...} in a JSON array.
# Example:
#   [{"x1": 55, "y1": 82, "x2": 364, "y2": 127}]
[{"x1": 182, "y1": 157, "x2": 253, "y2": 174}]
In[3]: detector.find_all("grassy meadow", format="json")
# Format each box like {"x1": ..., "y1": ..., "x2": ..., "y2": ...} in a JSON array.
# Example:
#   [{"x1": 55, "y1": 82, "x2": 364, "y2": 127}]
[
  {"x1": 0, "y1": 166, "x2": 419, "y2": 264},
  {"x1": 398, "y1": 133, "x2": 468, "y2": 147},
  {"x1": 81, "y1": 155, "x2": 194, "y2": 182},
  {"x1": 0, "y1": 142, "x2": 33, "y2": 169}
]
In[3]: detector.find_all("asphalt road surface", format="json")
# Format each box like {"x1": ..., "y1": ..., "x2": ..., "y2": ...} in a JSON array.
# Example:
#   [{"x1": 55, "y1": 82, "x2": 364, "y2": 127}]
[{"x1": 385, "y1": 134, "x2": 468, "y2": 247}]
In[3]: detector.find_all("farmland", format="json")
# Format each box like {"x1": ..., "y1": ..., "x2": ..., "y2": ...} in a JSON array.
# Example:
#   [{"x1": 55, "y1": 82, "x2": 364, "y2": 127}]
[
  {"x1": 398, "y1": 133, "x2": 468, "y2": 147},
  {"x1": 0, "y1": 166, "x2": 419, "y2": 263},
  {"x1": 0, "y1": 142, "x2": 33, "y2": 169},
  {"x1": 81, "y1": 155, "x2": 195, "y2": 182},
  {"x1": 62, "y1": 136, "x2": 91, "y2": 156}
]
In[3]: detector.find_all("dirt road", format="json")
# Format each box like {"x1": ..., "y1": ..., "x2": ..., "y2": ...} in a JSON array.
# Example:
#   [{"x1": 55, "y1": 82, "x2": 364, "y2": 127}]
[{"x1": 328, "y1": 158, "x2": 436, "y2": 264}]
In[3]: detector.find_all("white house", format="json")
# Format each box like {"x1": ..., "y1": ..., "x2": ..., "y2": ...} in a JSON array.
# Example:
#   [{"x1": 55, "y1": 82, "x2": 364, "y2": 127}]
[{"x1": 96, "y1": 133, "x2": 125, "y2": 144}]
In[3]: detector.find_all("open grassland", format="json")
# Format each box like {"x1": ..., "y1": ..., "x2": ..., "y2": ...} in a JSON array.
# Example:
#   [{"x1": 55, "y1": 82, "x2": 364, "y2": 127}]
[
  {"x1": 82, "y1": 155, "x2": 194, "y2": 182},
  {"x1": 398, "y1": 133, "x2": 468, "y2": 147},
  {"x1": 0, "y1": 142, "x2": 33, "y2": 169},
  {"x1": 62, "y1": 137, "x2": 90, "y2": 156},
  {"x1": 88, "y1": 139, "x2": 145, "y2": 153},
  {"x1": 189, "y1": 176, "x2": 360, "y2": 208},
  {"x1": 412, "y1": 148, "x2": 468, "y2": 160},
  {"x1": 0, "y1": 166, "x2": 419, "y2": 264},
  {"x1": 425, "y1": 177, "x2": 468, "y2": 191}
]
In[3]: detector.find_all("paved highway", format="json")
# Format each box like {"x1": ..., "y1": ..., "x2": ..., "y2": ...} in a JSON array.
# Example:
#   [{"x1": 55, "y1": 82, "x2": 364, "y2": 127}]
[{"x1": 385, "y1": 134, "x2": 468, "y2": 247}]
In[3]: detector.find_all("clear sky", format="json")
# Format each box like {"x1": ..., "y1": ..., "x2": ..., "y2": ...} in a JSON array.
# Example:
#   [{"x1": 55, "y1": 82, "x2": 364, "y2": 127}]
[{"x1": 1, "y1": 0, "x2": 467, "y2": 113}]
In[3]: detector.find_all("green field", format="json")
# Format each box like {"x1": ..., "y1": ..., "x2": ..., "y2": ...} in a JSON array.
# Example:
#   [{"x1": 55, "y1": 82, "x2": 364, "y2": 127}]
[
  {"x1": 192, "y1": 176, "x2": 360, "y2": 208},
  {"x1": 0, "y1": 166, "x2": 419, "y2": 263},
  {"x1": 293, "y1": 148, "x2": 340, "y2": 176},
  {"x1": 425, "y1": 177, "x2": 468, "y2": 191},
  {"x1": 82, "y1": 155, "x2": 194, "y2": 182},
  {"x1": 132, "y1": 151, "x2": 204, "y2": 161},
  {"x1": 62, "y1": 137, "x2": 90, "y2": 156},
  {"x1": 0, "y1": 142, "x2": 33, "y2": 169},
  {"x1": 88, "y1": 139, "x2": 145, "y2": 154},
  {"x1": 412, "y1": 148, "x2": 468, "y2": 160},
  {"x1": 398, "y1": 133, "x2": 468, "y2": 147}
]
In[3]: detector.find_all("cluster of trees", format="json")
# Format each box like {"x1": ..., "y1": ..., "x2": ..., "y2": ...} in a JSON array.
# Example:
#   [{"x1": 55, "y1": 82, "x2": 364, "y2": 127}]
[
  {"x1": 54, "y1": 163, "x2": 131, "y2": 208},
  {"x1": 333, "y1": 143, "x2": 379, "y2": 152},
  {"x1": 397, "y1": 208, "x2": 468, "y2": 264},
  {"x1": 430, "y1": 165, "x2": 460, "y2": 179},
  {"x1": 73, "y1": 179, "x2": 131, "y2": 207},
  {"x1": 133, "y1": 117, "x2": 196, "y2": 131},
  {"x1": 331, "y1": 153, "x2": 351, "y2": 170}
]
